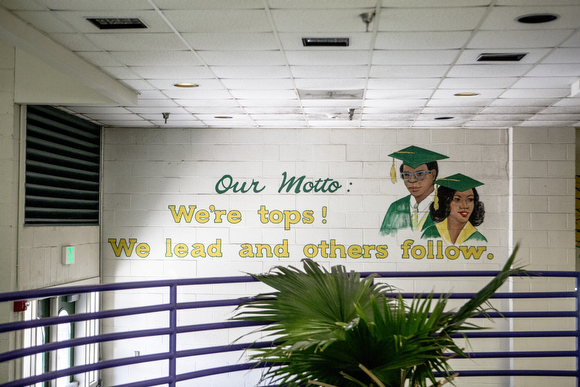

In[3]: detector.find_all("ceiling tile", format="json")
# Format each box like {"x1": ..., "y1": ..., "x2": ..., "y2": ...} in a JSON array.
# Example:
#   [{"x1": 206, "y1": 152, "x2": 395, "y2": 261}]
[
  {"x1": 467, "y1": 29, "x2": 575, "y2": 49},
  {"x1": 130, "y1": 66, "x2": 216, "y2": 79},
  {"x1": 370, "y1": 65, "x2": 449, "y2": 78},
  {"x1": 270, "y1": 9, "x2": 370, "y2": 32},
  {"x1": 182, "y1": 33, "x2": 279, "y2": 51},
  {"x1": 378, "y1": 7, "x2": 487, "y2": 31},
  {"x1": 84, "y1": 33, "x2": 186, "y2": 51},
  {"x1": 212, "y1": 66, "x2": 292, "y2": 78},
  {"x1": 480, "y1": 5, "x2": 580, "y2": 30},
  {"x1": 375, "y1": 31, "x2": 472, "y2": 49},
  {"x1": 372, "y1": 50, "x2": 459, "y2": 65},
  {"x1": 110, "y1": 51, "x2": 204, "y2": 67},
  {"x1": 511, "y1": 76, "x2": 578, "y2": 89},
  {"x1": 285, "y1": 50, "x2": 369, "y2": 65},
  {"x1": 447, "y1": 64, "x2": 533, "y2": 77},
  {"x1": 196, "y1": 50, "x2": 286, "y2": 66},
  {"x1": 439, "y1": 77, "x2": 518, "y2": 89},
  {"x1": 164, "y1": 10, "x2": 271, "y2": 32},
  {"x1": 291, "y1": 65, "x2": 368, "y2": 78}
]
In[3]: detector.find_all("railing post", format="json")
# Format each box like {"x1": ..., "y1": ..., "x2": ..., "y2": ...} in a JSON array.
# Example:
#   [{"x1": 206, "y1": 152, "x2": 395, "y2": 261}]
[
  {"x1": 169, "y1": 283, "x2": 177, "y2": 387},
  {"x1": 576, "y1": 273, "x2": 580, "y2": 387}
]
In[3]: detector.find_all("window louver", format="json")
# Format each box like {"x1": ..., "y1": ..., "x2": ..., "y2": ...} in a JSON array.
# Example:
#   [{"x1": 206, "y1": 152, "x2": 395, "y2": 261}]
[{"x1": 25, "y1": 106, "x2": 101, "y2": 225}]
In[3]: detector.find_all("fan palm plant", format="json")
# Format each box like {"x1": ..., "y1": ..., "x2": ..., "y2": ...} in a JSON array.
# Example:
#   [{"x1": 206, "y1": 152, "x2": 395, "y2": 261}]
[{"x1": 233, "y1": 245, "x2": 524, "y2": 387}]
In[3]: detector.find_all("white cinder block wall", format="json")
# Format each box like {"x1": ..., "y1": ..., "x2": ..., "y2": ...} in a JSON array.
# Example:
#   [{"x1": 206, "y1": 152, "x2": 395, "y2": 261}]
[
  {"x1": 101, "y1": 125, "x2": 576, "y2": 387},
  {"x1": 511, "y1": 126, "x2": 576, "y2": 387}
]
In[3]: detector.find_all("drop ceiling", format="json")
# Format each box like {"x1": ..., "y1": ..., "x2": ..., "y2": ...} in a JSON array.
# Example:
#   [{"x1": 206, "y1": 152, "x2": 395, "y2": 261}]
[{"x1": 0, "y1": 0, "x2": 579, "y2": 129}]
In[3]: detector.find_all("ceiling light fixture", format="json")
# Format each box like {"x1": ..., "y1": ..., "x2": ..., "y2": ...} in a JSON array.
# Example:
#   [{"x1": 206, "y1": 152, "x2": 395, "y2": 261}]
[
  {"x1": 454, "y1": 92, "x2": 480, "y2": 97},
  {"x1": 434, "y1": 116, "x2": 454, "y2": 120},
  {"x1": 214, "y1": 116, "x2": 232, "y2": 119},
  {"x1": 516, "y1": 13, "x2": 559, "y2": 24},
  {"x1": 173, "y1": 83, "x2": 199, "y2": 88},
  {"x1": 360, "y1": 12, "x2": 375, "y2": 32},
  {"x1": 162, "y1": 112, "x2": 170, "y2": 124}
]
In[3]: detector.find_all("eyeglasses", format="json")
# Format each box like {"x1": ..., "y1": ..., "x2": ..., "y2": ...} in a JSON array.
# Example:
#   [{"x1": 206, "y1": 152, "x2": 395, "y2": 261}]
[{"x1": 401, "y1": 170, "x2": 432, "y2": 181}]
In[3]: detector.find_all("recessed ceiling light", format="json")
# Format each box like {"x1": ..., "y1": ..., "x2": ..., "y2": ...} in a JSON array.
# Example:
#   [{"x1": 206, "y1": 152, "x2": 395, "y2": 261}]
[
  {"x1": 174, "y1": 83, "x2": 199, "y2": 88},
  {"x1": 214, "y1": 116, "x2": 232, "y2": 119},
  {"x1": 454, "y1": 92, "x2": 480, "y2": 97},
  {"x1": 516, "y1": 13, "x2": 559, "y2": 24},
  {"x1": 434, "y1": 116, "x2": 454, "y2": 120}
]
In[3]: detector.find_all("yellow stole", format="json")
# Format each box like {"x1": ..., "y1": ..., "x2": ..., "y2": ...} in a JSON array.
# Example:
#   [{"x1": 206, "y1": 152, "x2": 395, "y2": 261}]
[{"x1": 435, "y1": 219, "x2": 477, "y2": 245}]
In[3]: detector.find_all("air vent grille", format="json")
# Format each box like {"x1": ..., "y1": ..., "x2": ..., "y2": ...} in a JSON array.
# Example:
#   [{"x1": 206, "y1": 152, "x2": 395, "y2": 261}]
[
  {"x1": 302, "y1": 37, "x2": 349, "y2": 47},
  {"x1": 298, "y1": 89, "x2": 364, "y2": 100},
  {"x1": 477, "y1": 53, "x2": 527, "y2": 62},
  {"x1": 87, "y1": 17, "x2": 147, "y2": 29},
  {"x1": 25, "y1": 106, "x2": 101, "y2": 225}
]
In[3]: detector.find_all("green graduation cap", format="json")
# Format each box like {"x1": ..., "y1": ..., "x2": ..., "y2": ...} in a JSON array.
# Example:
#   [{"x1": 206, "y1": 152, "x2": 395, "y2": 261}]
[
  {"x1": 389, "y1": 146, "x2": 449, "y2": 183},
  {"x1": 434, "y1": 173, "x2": 484, "y2": 192},
  {"x1": 433, "y1": 173, "x2": 484, "y2": 210}
]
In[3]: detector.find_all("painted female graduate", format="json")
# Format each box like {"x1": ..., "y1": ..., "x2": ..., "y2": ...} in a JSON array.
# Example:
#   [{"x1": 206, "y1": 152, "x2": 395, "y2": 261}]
[{"x1": 421, "y1": 173, "x2": 487, "y2": 245}]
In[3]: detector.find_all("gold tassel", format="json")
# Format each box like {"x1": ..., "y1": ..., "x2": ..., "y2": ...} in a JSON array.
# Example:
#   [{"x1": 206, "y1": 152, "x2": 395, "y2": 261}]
[
  {"x1": 434, "y1": 186, "x2": 439, "y2": 210},
  {"x1": 390, "y1": 158, "x2": 397, "y2": 184}
]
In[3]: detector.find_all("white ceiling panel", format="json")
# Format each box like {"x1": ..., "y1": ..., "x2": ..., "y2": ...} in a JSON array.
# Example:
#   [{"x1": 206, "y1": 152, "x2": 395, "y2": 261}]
[
  {"x1": 182, "y1": 33, "x2": 280, "y2": 51},
  {"x1": 367, "y1": 78, "x2": 440, "y2": 89},
  {"x1": 109, "y1": 51, "x2": 204, "y2": 67},
  {"x1": 291, "y1": 66, "x2": 368, "y2": 79},
  {"x1": 447, "y1": 64, "x2": 533, "y2": 77},
  {"x1": 439, "y1": 77, "x2": 518, "y2": 89},
  {"x1": 294, "y1": 78, "x2": 367, "y2": 89},
  {"x1": 285, "y1": 50, "x2": 369, "y2": 66},
  {"x1": 467, "y1": 29, "x2": 575, "y2": 49},
  {"x1": 129, "y1": 66, "x2": 216, "y2": 79},
  {"x1": 511, "y1": 76, "x2": 578, "y2": 89},
  {"x1": 196, "y1": 51, "x2": 287, "y2": 66},
  {"x1": 375, "y1": 32, "x2": 472, "y2": 50},
  {"x1": 270, "y1": 9, "x2": 370, "y2": 32},
  {"x1": 0, "y1": 0, "x2": 577, "y2": 128},
  {"x1": 377, "y1": 7, "x2": 487, "y2": 31},
  {"x1": 212, "y1": 66, "x2": 291, "y2": 78},
  {"x1": 372, "y1": 50, "x2": 459, "y2": 65},
  {"x1": 163, "y1": 10, "x2": 272, "y2": 33},
  {"x1": 84, "y1": 33, "x2": 186, "y2": 51},
  {"x1": 480, "y1": 6, "x2": 580, "y2": 30}
]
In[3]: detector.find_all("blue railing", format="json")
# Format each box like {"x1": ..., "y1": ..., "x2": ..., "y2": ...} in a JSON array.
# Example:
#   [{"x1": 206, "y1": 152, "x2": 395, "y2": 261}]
[{"x1": 0, "y1": 270, "x2": 578, "y2": 387}]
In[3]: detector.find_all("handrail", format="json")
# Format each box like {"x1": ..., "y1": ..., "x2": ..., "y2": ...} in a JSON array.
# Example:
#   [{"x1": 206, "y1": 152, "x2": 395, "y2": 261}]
[{"x1": 0, "y1": 270, "x2": 578, "y2": 387}]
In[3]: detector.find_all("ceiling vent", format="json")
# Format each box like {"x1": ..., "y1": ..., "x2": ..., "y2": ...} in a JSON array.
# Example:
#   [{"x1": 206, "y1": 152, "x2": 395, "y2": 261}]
[
  {"x1": 87, "y1": 17, "x2": 147, "y2": 30},
  {"x1": 298, "y1": 89, "x2": 364, "y2": 100},
  {"x1": 302, "y1": 37, "x2": 350, "y2": 47},
  {"x1": 477, "y1": 53, "x2": 527, "y2": 62}
]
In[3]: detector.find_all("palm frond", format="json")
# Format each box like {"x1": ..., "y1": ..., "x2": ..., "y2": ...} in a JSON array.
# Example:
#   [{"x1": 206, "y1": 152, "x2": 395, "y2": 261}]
[{"x1": 232, "y1": 246, "x2": 526, "y2": 387}]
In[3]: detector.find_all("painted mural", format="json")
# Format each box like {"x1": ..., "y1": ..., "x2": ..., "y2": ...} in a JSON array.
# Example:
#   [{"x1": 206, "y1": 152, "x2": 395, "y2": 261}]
[{"x1": 103, "y1": 128, "x2": 506, "y2": 278}]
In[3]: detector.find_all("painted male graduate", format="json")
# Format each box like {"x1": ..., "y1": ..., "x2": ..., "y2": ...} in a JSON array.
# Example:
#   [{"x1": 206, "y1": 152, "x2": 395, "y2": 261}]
[{"x1": 379, "y1": 146, "x2": 448, "y2": 237}]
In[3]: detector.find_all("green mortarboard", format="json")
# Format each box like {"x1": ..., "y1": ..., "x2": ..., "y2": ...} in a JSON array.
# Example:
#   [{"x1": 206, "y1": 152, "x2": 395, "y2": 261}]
[
  {"x1": 388, "y1": 146, "x2": 448, "y2": 183},
  {"x1": 389, "y1": 146, "x2": 449, "y2": 169},
  {"x1": 434, "y1": 173, "x2": 484, "y2": 192},
  {"x1": 433, "y1": 173, "x2": 483, "y2": 210}
]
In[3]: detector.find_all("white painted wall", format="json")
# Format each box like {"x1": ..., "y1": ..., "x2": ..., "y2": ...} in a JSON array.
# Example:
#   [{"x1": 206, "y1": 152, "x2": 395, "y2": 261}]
[{"x1": 100, "y1": 125, "x2": 577, "y2": 387}]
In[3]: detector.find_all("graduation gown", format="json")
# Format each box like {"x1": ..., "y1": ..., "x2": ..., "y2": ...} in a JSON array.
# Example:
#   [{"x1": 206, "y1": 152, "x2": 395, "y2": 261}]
[
  {"x1": 379, "y1": 195, "x2": 434, "y2": 237},
  {"x1": 421, "y1": 218, "x2": 487, "y2": 245}
]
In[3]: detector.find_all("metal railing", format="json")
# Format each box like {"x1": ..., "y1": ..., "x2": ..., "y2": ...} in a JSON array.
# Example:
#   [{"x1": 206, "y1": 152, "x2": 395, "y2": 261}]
[{"x1": 0, "y1": 270, "x2": 578, "y2": 387}]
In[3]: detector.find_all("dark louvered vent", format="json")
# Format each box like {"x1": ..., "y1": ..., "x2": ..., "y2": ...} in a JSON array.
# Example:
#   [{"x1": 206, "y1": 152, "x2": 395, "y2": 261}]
[{"x1": 25, "y1": 106, "x2": 101, "y2": 225}]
